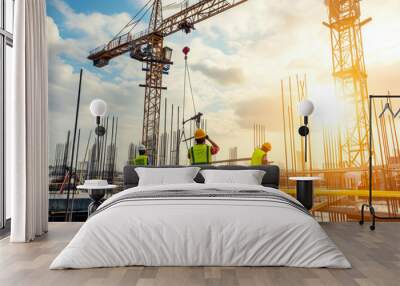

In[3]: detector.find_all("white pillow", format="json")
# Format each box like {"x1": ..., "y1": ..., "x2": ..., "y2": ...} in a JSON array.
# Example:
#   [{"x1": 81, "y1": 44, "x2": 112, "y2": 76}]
[
  {"x1": 200, "y1": 169, "x2": 266, "y2": 185},
  {"x1": 136, "y1": 167, "x2": 200, "y2": 186}
]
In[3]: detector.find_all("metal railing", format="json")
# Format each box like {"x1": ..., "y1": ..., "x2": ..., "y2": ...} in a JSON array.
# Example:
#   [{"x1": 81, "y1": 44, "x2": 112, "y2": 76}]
[{"x1": 89, "y1": 29, "x2": 150, "y2": 57}]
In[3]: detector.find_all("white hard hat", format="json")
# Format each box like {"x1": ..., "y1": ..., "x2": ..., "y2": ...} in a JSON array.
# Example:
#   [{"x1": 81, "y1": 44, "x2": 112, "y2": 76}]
[{"x1": 138, "y1": 144, "x2": 146, "y2": 151}]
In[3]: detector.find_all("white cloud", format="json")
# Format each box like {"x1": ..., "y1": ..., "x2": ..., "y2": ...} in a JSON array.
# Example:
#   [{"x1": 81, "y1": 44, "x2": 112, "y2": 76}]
[
  {"x1": 47, "y1": 7, "x2": 145, "y2": 169},
  {"x1": 191, "y1": 63, "x2": 246, "y2": 85}
]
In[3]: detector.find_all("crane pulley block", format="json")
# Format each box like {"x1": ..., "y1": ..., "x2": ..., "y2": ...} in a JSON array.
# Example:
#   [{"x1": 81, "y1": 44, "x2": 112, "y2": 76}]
[{"x1": 178, "y1": 21, "x2": 195, "y2": 34}]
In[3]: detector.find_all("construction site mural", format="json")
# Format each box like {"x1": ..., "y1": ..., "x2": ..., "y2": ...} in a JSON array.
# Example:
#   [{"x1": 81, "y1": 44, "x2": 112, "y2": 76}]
[{"x1": 47, "y1": 0, "x2": 400, "y2": 221}]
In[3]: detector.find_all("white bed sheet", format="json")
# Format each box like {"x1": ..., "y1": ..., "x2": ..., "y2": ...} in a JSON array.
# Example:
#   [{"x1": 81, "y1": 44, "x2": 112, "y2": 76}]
[{"x1": 50, "y1": 183, "x2": 351, "y2": 269}]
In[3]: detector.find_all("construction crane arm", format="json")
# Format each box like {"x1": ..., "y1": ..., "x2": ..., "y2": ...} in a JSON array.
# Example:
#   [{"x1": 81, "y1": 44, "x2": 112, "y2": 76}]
[
  {"x1": 159, "y1": 0, "x2": 248, "y2": 36},
  {"x1": 88, "y1": 0, "x2": 248, "y2": 67}
]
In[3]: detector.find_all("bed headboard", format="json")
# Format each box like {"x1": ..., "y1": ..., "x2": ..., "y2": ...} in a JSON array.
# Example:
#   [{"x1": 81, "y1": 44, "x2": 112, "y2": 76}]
[{"x1": 123, "y1": 165, "x2": 280, "y2": 189}]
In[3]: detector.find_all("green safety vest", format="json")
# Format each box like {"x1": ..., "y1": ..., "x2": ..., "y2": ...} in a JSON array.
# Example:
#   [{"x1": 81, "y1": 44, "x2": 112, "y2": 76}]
[
  {"x1": 189, "y1": 144, "x2": 212, "y2": 165},
  {"x1": 134, "y1": 155, "x2": 148, "y2": 166},
  {"x1": 251, "y1": 148, "x2": 266, "y2": 166}
]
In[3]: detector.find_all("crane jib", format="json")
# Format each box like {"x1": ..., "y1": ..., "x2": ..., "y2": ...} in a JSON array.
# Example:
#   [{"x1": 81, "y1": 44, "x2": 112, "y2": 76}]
[{"x1": 87, "y1": 0, "x2": 248, "y2": 63}]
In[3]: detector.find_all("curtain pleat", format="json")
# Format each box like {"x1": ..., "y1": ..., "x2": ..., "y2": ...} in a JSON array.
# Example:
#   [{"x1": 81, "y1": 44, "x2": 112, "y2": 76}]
[{"x1": 10, "y1": 0, "x2": 48, "y2": 242}]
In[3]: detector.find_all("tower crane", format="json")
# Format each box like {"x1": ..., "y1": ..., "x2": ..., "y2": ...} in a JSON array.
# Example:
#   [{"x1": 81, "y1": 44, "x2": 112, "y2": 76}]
[
  {"x1": 323, "y1": 0, "x2": 372, "y2": 168},
  {"x1": 88, "y1": 0, "x2": 248, "y2": 165}
]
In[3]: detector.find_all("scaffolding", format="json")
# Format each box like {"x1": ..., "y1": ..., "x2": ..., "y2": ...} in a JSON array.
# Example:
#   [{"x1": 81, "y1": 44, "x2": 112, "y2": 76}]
[{"x1": 253, "y1": 124, "x2": 266, "y2": 149}]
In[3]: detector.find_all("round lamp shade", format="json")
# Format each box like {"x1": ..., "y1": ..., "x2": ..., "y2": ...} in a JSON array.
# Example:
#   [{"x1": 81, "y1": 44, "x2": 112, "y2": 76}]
[
  {"x1": 298, "y1": 99, "x2": 315, "y2": 116},
  {"x1": 90, "y1": 99, "x2": 107, "y2": 117}
]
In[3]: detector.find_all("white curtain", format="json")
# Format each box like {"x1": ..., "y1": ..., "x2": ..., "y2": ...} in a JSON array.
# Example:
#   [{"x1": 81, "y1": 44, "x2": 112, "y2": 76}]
[{"x1": 8, "y1": 0, "x2": 49, "y2": 242}]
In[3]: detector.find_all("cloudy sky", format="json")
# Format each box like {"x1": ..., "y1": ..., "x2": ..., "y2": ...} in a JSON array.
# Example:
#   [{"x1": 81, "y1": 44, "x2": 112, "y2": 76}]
[{"x1": 47, "y1": 0, "x2": 400, "y2": 170}]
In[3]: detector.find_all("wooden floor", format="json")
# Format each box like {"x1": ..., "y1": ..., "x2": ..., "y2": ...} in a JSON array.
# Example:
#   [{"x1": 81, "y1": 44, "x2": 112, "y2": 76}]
[{"x1": 0, "y1": 222, "x2": 399, "y2": 286}]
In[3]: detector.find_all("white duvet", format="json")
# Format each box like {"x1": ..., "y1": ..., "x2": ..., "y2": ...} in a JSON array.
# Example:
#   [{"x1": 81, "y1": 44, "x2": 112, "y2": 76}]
[{"x1": 50, "y1": 183, "x2": 351, "y2": 269}]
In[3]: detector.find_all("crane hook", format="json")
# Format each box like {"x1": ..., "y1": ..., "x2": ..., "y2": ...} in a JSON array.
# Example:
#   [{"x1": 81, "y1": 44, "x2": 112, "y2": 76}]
[{"x1": 182, "y1": 46, "x2": 190, "y2": 60}]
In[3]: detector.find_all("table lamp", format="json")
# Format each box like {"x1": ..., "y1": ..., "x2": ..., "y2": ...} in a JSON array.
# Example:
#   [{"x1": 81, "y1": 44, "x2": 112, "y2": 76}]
[
  {"x1": 90, "y1": 99, "x2": 107, "y2": 178},
  {"x1": 298, "y1": 99, "x2": 314, "y2": 163}
]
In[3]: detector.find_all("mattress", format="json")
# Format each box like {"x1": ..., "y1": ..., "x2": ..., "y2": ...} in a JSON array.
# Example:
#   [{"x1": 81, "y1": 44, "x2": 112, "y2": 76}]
[{"x1": 50, "y1": 183, "x2": 351, "y2": 269}]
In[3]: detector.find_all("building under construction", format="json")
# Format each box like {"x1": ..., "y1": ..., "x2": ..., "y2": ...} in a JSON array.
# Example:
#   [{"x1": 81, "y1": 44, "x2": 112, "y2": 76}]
[
  {"x1": 48, "y1": 0, "x2": 400, "y2": 222},
  {"x1": 278, "y1": 0, "x2": 400, "y2": 222},
  {"x1": 48, "y1": 116, "x2": 121, "y2": 221}
]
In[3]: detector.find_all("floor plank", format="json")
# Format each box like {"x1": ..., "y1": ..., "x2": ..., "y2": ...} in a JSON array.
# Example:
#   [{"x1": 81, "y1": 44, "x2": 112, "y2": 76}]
[{"x1": 0, "y1": 222, "x2": 399, "y2": 286}]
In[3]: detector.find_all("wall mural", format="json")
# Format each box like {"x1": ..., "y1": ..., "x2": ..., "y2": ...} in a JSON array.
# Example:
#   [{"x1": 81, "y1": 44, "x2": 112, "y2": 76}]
[{"x1": 47, "y1": 0, "x2": 400, "y2": 222}]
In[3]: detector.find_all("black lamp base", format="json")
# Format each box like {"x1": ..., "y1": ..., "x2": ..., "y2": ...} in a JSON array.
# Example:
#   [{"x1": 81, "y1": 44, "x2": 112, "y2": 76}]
[{"x1": 296, "y1": 180, "x2": 314, "y2": 210}]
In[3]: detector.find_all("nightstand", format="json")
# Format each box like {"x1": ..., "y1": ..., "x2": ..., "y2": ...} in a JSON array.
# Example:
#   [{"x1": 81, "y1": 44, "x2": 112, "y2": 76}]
[
  {"x1": 289, "y1": 177, "x2": 321, "y2": 210},
  {"x1": 77, "y1": 183, "x2": 117, "y2": 215}
]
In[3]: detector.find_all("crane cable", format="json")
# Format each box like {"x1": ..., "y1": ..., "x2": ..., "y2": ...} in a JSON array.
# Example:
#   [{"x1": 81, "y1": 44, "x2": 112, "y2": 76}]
[
  {"x1": 186, "y1": 61, "x2": 197, "y2": 116},
  {"x1": 181, "y1": 48, "x2": 199, "y2": 152},
  {"x1": 110, "y1": 0, "x2": 154, "y2": 42},
  {"x1": 182, "y1": 56, "x2": 189, "y2": 150},
  {"x1": 182, "y1": 49, "x2": 198, "y2": 125},
  {"x1": 126, "y1": 2, "x2": 155, "y2": 35}
]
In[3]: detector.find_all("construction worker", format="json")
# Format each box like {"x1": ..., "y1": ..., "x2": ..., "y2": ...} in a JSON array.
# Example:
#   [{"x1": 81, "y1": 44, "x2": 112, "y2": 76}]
[
  {"x1": 188, "y1": 128, "x2": 220, "y2": 165},
  {"x1": 134, "y1": 145, "x2": 149, "y2": 166},
  {"x1": 251, "y1": 142, "x2": 272, "y2": 166}
]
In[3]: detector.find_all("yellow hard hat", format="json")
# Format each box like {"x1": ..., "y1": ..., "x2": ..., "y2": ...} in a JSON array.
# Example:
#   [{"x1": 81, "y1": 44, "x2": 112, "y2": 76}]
[
  {"x1": 262, "y1": 142, "x2": 272, "y2": 152},
  {"x1": 194, "y1": 128, "x2": 207, "y2": 140}
]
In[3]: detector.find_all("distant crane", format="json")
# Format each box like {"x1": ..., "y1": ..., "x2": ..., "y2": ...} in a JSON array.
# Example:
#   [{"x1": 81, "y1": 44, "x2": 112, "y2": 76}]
[
  {"x1": 323, "y1": 0, "x2": 372, "y2": 168},
  {"x1": 88, "y1": 0, "x2": 248, "y2": 165}
]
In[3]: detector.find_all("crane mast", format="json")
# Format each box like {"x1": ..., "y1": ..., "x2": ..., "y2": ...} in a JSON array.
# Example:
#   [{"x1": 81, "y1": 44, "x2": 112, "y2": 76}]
[
  {"x1": 149, "y1": 0, "x2": 163, "y2": 32},
  {"x1": 88, "y1": 0, "x2": 248, "y2": 165},
  {"x1": 324, "y1": 0, "x2": 372, "y2": 168},
  {"x1": 140, "y1": 1, "x2": 164, "y2": 165}
]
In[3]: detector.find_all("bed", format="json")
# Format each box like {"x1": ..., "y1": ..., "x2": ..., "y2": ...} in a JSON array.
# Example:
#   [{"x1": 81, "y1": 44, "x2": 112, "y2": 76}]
[{"x1": 50, "y1": 165, "x2": 351, "y2": 269}]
